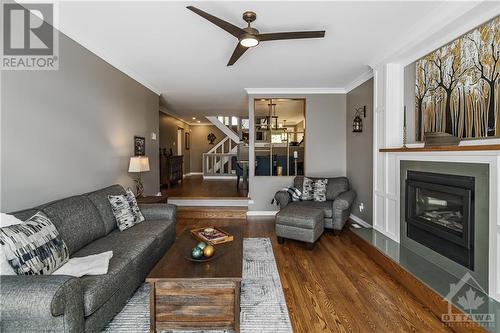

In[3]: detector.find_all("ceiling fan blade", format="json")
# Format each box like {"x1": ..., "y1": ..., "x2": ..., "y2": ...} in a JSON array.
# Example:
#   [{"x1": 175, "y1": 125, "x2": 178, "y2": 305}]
[
  {"x1": 187, "y1": 6, "x2": 246, "y2": 38},
  {"x1": 227, "y1": 43, "x2": 248, "y2": 66},
  {"x1": 258, "y1": 31, "x2": 325, "y2": 41}
]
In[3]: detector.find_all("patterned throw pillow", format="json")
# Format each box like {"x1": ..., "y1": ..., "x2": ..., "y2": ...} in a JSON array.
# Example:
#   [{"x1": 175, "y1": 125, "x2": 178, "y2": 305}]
[
  {"x1": 125, "y1": 188, "x2": 145, "y2": 224},
  {"x1": 108, "y1": 195, "x2": 136, "y2": 231},
  {"x1": 302, "y1": 177, "x2": 314, "y2": 201},
  {"x1": 313, "y1": 179, "x2": 329, "y2": 202},
  {"x1": 0, "y1": 212, "x2": 69, "y2": 275}
]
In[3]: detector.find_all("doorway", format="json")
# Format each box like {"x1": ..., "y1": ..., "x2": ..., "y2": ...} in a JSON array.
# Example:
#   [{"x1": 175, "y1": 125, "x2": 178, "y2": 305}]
[{"x1": 177, "y1": 128, "x2": 183, "y2": 156}]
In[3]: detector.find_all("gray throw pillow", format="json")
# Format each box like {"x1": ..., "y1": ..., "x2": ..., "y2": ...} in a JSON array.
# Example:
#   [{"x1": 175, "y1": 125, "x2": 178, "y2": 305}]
[
  {"x1": 313, "y1": 179, "x2": 329, "y2": 202},
  {"x1": 0, "y1": 212, "x2": 69, "y2": 275},
  {"x1": 302, "y1": 177, "x2": 314, "y2": 201},
  {"x1": 108, "y1": 195, "x2": 136, "y2": 231},
  {"x1": 125, "y1": 188, "x2": 145, "y2": 224}
]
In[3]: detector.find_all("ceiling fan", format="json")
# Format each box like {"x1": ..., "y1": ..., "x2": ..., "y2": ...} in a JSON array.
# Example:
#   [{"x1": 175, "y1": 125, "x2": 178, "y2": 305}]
[{"x1": 187, "y1": 6, "x2": 326, "y2": 66}]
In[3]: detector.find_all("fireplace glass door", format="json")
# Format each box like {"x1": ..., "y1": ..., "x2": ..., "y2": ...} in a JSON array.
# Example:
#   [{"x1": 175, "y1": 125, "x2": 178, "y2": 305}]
[
  {"x1": 415, "y1": 187, "x2": 464, "y2": 236},
  {"x1": 405, "y1": 171, "x2": 474, "y2": 269}
]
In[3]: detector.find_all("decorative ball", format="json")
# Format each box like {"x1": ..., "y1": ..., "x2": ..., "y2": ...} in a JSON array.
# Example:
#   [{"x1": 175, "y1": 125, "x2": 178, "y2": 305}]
[
  {"x1": 191, "y1": 247, "x2": 203, "y2": 259},
  {"x1": 204, "y1": 227, "x2": 215, "y2": 235},
  {"x1": 203, "y1": 245, "x2": 215, "y2": 258},
  {"x1": 196, "y1": 242, "x2": 207, "y2": 250}
]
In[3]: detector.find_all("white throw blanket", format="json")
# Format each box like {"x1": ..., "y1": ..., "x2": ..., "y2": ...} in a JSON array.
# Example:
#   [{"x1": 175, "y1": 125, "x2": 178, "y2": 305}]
[{"x1": 53, "y1": 251, "x2": 113, "y2": 277}]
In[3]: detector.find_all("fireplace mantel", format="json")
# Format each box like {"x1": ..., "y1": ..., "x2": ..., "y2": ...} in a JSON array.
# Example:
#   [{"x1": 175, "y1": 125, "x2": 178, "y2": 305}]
[{"x1": 380, "y1": 144, "x2": 500, "y2": 153}]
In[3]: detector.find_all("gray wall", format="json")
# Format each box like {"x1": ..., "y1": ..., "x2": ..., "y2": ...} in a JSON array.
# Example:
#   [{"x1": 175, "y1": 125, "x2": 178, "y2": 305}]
[
  {"x1": 346, "y1": 79, "x2": 374, "y2": 224},
  {"x1": 159, "y1": 112, "x2": 190, "y2": 174},
  {"x1": 189, "y1": 125, "x2": 225, "y2": 173},
  {"x1": 248, "y1": 94, "x2": 347, "y2": 211},
  {"x1": 1, "y1": 31, "x2": 159, "y2": 212}
]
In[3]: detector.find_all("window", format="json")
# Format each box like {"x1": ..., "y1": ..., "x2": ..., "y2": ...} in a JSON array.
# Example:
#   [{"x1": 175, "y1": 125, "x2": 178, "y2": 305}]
[{"x1": 253, "y1": 98, "x2": 305, "y2": 176}]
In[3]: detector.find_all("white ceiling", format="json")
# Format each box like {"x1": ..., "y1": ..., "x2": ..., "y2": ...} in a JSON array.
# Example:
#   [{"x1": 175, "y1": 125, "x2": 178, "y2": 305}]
[{"x1": 55, "y1": 1, "x2": 485, "y2": 120}]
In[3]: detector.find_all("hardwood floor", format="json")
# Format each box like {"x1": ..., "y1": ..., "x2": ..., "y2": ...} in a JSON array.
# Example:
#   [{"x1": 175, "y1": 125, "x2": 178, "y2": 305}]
[
  {"x1": 176, "y1": 215, "x2": 454, "y2": 333},
  {"x1": 162, "y1": 175, "x2": 247, "y2": 198}
]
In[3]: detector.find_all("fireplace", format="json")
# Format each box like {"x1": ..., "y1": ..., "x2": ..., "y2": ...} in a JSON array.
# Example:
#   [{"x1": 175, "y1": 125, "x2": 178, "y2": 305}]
[{"x1": 405, "y1": 171, "x2": 475, "y2": 269}]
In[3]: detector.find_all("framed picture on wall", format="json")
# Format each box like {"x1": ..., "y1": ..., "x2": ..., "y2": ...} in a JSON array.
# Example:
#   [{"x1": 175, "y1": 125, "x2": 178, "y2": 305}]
[
  {"x1": 134, "y1": 136, "x2": 146, "y2": 156},
  {"x1": 185, "y1": 133, "x2": 190, "y2": 150}
]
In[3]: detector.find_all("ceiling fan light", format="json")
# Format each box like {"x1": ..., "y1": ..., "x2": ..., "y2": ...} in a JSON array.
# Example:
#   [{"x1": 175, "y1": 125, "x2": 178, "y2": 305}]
[{"x1": 240, "y1": 36, "x2": 259, "y2": 47}]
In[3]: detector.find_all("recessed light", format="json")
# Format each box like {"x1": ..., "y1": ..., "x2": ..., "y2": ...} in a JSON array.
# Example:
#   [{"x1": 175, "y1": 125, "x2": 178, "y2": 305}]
[
  {"x1": 192, "y1": 117, "x2": 196, "y2": 120},
  {"x1": 197, "y1": 120, "x2": 201, "y2": 123}
]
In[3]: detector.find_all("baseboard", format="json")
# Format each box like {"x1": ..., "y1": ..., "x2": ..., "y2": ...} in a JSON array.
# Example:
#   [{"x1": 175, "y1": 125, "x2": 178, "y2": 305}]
[
  {"x1": 246, "y1": 211, "x2": 279, "y2": 216},
  {"x1": 203, "y1": 175, "x2": 237, "y2": 180},
  {"x1": 168, "y1": 198, "x2": 249, "y2": 207},
  {"x1": 349, "y1": 214, "x2": 372, "y2": 228},
  {"x1": 183, "y1": 172, "x2": 203, "y2": 178}
]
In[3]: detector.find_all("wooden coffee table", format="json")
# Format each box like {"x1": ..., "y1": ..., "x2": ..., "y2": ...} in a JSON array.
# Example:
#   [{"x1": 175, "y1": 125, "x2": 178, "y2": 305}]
[{"x1": 146, "y1": 225, "x2": 243, "y2": 332}]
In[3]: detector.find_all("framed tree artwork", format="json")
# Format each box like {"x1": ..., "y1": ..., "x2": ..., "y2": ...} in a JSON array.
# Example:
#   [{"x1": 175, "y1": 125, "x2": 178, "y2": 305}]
[
  {"x1": 416, "y1": 16, "x2": 499, "y2": 141},
  {"x1": 134, "y1": 136, "x2": 146, "y2": 156}
]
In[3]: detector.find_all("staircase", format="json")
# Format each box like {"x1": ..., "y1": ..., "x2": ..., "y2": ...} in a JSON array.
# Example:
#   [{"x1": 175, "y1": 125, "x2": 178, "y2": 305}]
[
  {"x1": 203, "y1": 116, "x2": 242, "y2": 178},
  {"x1": 206, "y1": 116, "x2": 240, "y2": 143}
]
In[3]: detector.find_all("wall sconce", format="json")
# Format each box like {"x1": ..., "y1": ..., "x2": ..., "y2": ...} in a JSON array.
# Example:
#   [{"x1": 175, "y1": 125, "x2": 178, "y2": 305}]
[{"x1": 353, "y1": 105, "x2": 367, "y2": 133}]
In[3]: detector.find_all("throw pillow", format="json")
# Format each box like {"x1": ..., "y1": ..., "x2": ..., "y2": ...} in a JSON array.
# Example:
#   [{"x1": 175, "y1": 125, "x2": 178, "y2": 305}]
[
  {"x1": 302, "y1": 177, "x2": 314, "y2": 201},
  {"x1": 0, "y1": 212, "x2": 69, "y2": 275},
  {"x1": 0, "y1": 213, "x2": 23, "y2": 275},
  {"x1": 125, "y1": 188, "x2": 145, "y2": 224},
  {"x1": 108, "y1": 195, "x2": 136, "y2": 231},
  {"x1": 313, "y1": 179, "x2": 329, "y2": 202}
]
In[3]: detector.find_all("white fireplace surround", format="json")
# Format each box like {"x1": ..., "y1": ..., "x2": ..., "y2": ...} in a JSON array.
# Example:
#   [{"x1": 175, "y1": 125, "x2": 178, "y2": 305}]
[{"x1": 372, "y1": 61, "x2": 500, "y2": 301}]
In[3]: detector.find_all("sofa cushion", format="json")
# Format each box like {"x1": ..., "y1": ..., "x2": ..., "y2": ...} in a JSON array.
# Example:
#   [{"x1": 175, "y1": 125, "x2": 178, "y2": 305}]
[
  {"x1": 73, "y1": 219, "x2": 174, "y2": 316},
  {"x1": 289, "y1": 200, "x2": 333, "y2": 218},
  {"x1": 11, "y1": 208, "x2": 41, "y2": 221},
  {"x1": 325, "y1": 177, "x2": 349, "y2": 201},
  {"x1": 42, "y1": 196, "x2": 105, "y2": 255},
  {"x1": 78, "y1": 253, "x2": 135, "y2": 317},
  {"x1": 86, "y1": 185, "x2": 126, "y2": 235}
]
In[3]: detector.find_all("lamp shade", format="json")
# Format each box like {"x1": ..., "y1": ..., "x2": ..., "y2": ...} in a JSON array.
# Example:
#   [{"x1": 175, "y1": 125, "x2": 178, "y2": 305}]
[{"x1": 128, "y1": 156, "x2": 150, "y2": 173}]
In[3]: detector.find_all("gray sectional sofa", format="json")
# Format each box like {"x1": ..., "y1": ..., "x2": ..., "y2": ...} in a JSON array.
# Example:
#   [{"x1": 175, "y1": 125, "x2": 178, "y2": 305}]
[
  {"x1": 274, "y1": 176, "x2": 356, "y2": 233},
  {"x1": 0, "y1": 185, "x2": 176, "y2": 333}
]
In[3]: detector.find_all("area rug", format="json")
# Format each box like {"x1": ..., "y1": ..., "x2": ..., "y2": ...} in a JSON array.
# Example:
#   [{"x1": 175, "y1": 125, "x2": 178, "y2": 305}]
[{"x1": 103, "y1": 238, "x2": 293, "y2": 333}]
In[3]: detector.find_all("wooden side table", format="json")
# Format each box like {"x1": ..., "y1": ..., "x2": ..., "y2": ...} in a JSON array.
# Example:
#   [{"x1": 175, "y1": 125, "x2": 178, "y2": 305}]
[{"x1": 136, "y1": 196, "x2": 169, "y2": 204}]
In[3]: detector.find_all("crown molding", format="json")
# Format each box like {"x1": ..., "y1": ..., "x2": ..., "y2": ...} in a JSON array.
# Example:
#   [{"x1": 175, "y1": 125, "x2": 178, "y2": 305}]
[
  {"x1": 345, "y1": 69, "x2": 374, "y2": 93},
  {"x1": 244, "y1": 88, "x2": 346, "y2": 95}
]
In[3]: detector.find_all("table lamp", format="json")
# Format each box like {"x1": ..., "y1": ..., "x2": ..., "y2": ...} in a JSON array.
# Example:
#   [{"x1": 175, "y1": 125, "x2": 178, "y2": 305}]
[{"x1": 128, "y1": 156, "x2": 150, "y2": 197}]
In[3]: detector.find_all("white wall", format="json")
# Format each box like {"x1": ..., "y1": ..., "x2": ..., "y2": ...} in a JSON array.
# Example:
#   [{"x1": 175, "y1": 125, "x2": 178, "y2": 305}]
[
  {"x1": 248, "y1": 93, "x2": 346, "y2": 211},
  {"x1": 1, "y1": 31, "x2": 159, "y2": 212}
]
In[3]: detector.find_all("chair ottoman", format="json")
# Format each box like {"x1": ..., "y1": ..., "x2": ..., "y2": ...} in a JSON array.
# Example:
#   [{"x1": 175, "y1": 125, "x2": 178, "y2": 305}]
[{"x1": 275, "y1": 205, "x2": 324, "y2": 250}]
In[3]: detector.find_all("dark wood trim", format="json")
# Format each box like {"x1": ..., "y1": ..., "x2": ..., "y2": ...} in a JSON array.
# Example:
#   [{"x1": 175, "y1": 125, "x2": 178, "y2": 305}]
[
  {"x1": 347, "y1": 228, "x2": 488, "y2": 333},
  {"x1": 176, "y1": 207, "x2": 247, "y2": 219},
  {"x1": 379, "y1": 144, "x2": 500, "y2": 153}
]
